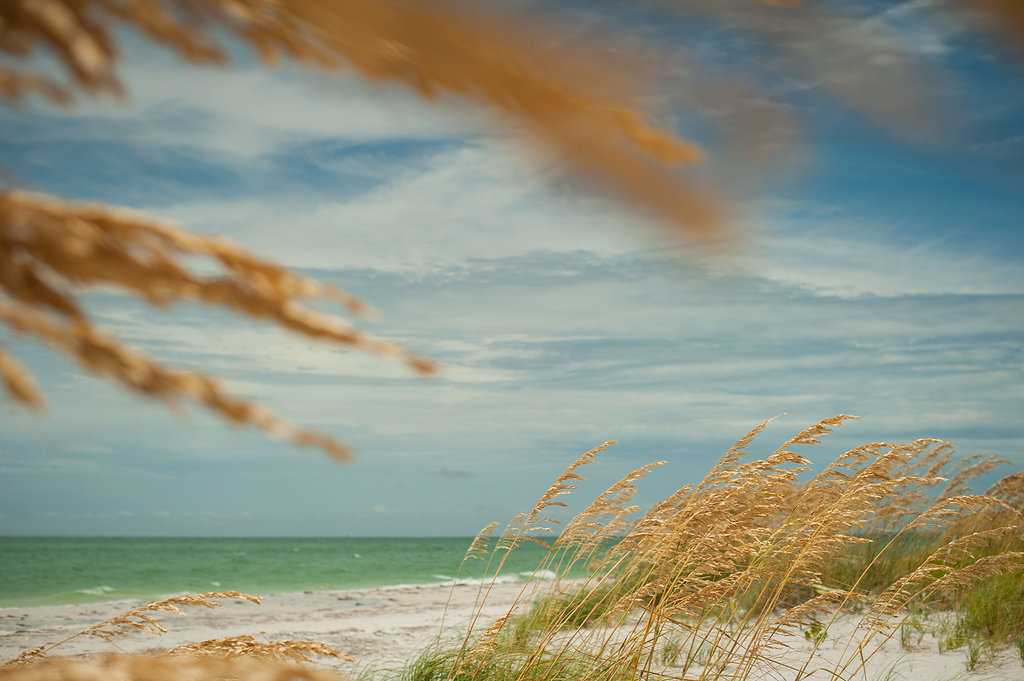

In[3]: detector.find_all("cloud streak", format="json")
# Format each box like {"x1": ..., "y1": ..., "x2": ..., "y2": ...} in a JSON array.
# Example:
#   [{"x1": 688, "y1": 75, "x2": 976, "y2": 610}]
[{"x1": 1, "y1": 8, "x2": 1022, "y2": 535}]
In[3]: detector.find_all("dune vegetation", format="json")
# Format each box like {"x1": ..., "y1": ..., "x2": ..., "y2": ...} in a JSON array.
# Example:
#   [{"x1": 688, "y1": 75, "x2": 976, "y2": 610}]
[
  {"x1": 397, "y1": 417, "x2": 1024, "y2": 681},
  {"x1": 3, "y1": 416, "x2": 1023, "y2": 679}
]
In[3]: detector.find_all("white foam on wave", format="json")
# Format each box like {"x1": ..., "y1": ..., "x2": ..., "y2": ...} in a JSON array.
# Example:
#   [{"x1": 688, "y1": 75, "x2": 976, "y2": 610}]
[
  {"x1": 76, "y1": 585, "x2": 116, "y2": 596},
  {"x1": 519, "y1": 569, "x2": 558, "y2": 580},
  {"x1": 427, "y1": 574, "x2": 522, "y2": 587}
]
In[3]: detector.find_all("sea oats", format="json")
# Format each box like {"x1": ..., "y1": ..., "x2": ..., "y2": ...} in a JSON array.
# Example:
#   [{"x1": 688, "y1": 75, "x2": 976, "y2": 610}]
[
  {"x1": 1, "y1": 592, "x2": 261, "y2": 668},
  {"x1": 0, "y1": 191, "x2": 439, "y2": 459},
  {"x1": 81, "y1": 592, "x2": 262, "y2": 641},
  {"x1": 525, "y1": 440, "x2": 616, "y2": 526},
  {"x1": 987, "y1": 471, "x2": 1024, "y2": 509},
  {"x1": 0, "y1": 346, "x2": 42, "y2": 409},
  {"x1": 560, "y1": 460, "x2": 666, "y2": 558},
  {"x1": 941, "y1": 454, "x2": 1008, "y2": 500},
  {"x1": 448, "y1": 419, "x2": 1022, "y2": 681},
  {"x1": 463, "y1": 522, "x2": 500, "y2": 563},
  {"x1": 0, "y1": 302, "x2": 354, "y2": 460},
  {"x1": 170, "y1": 635, "x2": 355, "y2": 663},
  {"x1": 0, "y1": 1, "x2": 723, "y2": 239}
]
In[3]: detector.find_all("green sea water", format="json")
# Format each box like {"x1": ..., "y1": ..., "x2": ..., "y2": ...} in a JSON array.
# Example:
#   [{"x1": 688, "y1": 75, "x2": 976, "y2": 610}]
[{"x1": 0, "y1": 537, "x2": 558, "y2": 608}]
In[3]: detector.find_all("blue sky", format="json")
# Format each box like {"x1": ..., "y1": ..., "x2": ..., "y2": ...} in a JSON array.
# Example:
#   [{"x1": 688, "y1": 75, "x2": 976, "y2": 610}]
[{"x1": 1, "y1": 0, "x2": 1022, "y2": 536}]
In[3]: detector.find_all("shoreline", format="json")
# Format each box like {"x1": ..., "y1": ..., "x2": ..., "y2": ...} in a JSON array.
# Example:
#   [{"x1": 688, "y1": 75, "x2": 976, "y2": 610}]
[{"x1": 0, "y1": 572, "x2": 550, "y2": 612}]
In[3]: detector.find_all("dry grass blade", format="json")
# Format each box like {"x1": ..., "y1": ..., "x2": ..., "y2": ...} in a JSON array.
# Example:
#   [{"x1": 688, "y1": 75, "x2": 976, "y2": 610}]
[
  {"x1": 1, "y1": 592, "x2": 261, "y2": 668},
  {"x1": 81, "y1": 592, "x2": 262, "y2": 641},
  {"x1": 781, "y1": 414, "x2": 857, "y2": 448},
  {"x1": 941, "y1": 454, "x2": 1007, "y2": 499},
  {"x1": 0, "y1": 301, "x2": 353, "y2": 460},
  {"x1": 0, "y1": 68, "x2": 70, "y2": 106},
  {"x1": 906, "y1": 494, "x2": 1023, "y2": 532},
  {"x1": 769, "y1": 589, "x2": 860, "y2": 634},
  {"x1": 0, "y1": 346, "x2": 42, "y2": 409},
  {"x1": 0, "y1": 191, "x2": 394, "y2": 347},
  {"x1": 526, "y1": 440, "x2": 616, "y2": 526},
  {"x1": 987, "y1": 472, "x2": 1024, "y2": 509},
  {"x1": 868, "y1": 550, "x2": 1024, "y2": 632},
  {"x1": 0, "y1": 647, "x2": 46, "y2": 672},
  {"x1": 560, "y1": 460, "x2": 666, "y2": 550},
  {"x1": 0, "y1": 190, "x2": 439, "y2": 459},
  {"x1": 698, "y1": 416, "x2": 777, "y2": 490},
  {"x1": 463, "y1": 521, "x2": 500, "y2": 562},
  {"x1": 0, "y1": 0, "x2": 720, "y2": 239},
  {"x1": 170, "y1": 635, "x2": 356, "y2": 663},
  {"x1": 471, "y1": 614, "x2": 511, "y2": 657}
]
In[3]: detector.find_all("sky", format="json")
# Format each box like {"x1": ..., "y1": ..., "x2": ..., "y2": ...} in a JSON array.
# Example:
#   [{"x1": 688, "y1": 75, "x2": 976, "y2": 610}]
[{"x1": 1, "y1": 0, "x2": 1022, "y2": 536}]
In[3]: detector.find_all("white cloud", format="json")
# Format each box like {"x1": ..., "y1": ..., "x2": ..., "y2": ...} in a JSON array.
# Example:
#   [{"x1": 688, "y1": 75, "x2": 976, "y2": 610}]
[
  {"x1": 156, "y1": 140, "x2": 653, "y2": 271},
  {"x1": 17, "y1": 23, "x2": 1018, "y2": 301},
  {"x1": 855, "y1": 0, "x2": 958, "y2": 58},
  {"x1": 725, "y1": 223, "x2": 1024, "y2": 298},
  {"x1": 136, "y1": 137, "x2": 1023, "y2": 300},
  {"x1": 40, "y1": 44, "x2": 481, "y2": 159}
]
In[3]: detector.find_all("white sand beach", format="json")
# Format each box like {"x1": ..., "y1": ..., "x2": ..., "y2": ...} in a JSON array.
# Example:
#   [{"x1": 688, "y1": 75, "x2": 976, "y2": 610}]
[
  {"x1": 0, "y1": 581, "x2": 532, "y2": 672},
  {"x1": 1, "y1": 581, "x2": 1021, "y2": 680}
]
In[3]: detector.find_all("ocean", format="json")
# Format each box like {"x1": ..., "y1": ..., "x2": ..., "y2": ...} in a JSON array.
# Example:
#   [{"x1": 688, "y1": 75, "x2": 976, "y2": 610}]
[{"x1": 0, "y1": 537, "x2": 559, "y2": 608}]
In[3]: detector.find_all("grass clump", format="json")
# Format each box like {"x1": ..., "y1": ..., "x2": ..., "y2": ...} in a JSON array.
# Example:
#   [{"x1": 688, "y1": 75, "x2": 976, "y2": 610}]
[
  {"x1": 898, "y1": 612, "x2": 925, "y2": 651},
  {"x1": 803, "y1": 621, "x2": 827, "y2": 646},
  {"x1": 403, "y1": 646, "x2": 631, "y2": 681},
  {"x1": 952, "y1": 571, "x2": 1024, "y2": 648},
  {"x1": 658, "y1": 638, "x2": 682, "y2": 667},
  {"x1": 530, "y1": 583, "x2": 620, "y2": 629},
  {"x1": 964, "y1": 637, "x2": 985, "y2": 671},
  {"x1": 508, "y1": 577, "x2": 636, "y2": 642},
  {"x1": 434, "y1": 417, "x2": 1024, "y2": 681}
]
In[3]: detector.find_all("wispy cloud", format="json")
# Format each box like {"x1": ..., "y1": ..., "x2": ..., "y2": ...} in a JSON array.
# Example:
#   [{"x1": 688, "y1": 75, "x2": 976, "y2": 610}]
[{"x1": 1, "y1": 9, "x2": 1022, "y2": 535}]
